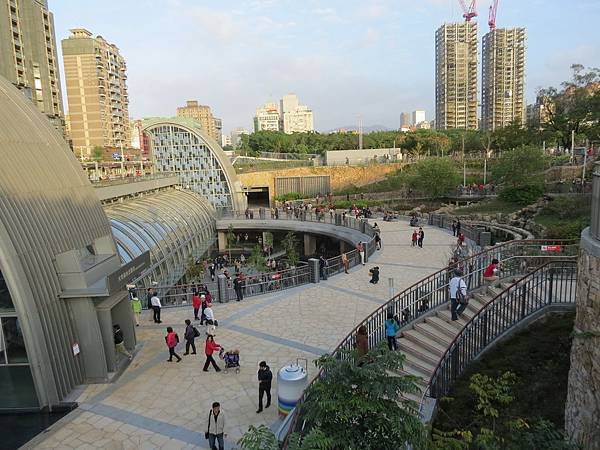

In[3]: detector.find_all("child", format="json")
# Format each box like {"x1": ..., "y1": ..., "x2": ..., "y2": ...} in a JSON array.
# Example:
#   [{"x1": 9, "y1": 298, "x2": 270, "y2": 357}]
[
  {"x1": 165, "y1": 327, "x2": 182, "y2": 362},
  {"x1": 411, "y1": 230, "x2": 418, "y2": 247}
]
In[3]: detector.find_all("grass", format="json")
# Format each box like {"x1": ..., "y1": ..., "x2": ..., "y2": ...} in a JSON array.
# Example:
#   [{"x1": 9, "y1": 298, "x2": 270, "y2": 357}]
[
  {"x1": 453, "y1": 197, "x2": 522, "y2": 215},
  {"x1": 433, "y1": 311, "x2": 575, "y2": 434}
]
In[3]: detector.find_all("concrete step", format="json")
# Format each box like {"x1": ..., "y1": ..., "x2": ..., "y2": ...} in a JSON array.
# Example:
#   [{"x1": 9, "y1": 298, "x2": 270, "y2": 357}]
[
  {"x1": 398, "y1": 341, "x2": 440, "y2": 367},
  {"x1": 402, "y1": 351, "x2": 437, "y2": 376},
  {"x1": 401, "y1": 330, "x2": 446, "y2": 356},
  {"x1": 414, "y1": 322, "x2": 454, "y2": 346},
  {"x1": 425, "y1": 316, "x2": 459, "y2": 338}
]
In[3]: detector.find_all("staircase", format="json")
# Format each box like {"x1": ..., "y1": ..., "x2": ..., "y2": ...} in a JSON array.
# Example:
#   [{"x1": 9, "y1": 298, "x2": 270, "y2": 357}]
[{"x1": 397, "y1": 277, "x2": 517, "y2": 405}]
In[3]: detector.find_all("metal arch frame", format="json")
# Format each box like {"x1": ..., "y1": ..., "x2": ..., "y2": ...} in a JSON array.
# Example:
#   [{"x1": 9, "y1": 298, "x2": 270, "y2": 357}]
[{"x1": 142, "y1": 120, "x2": 246, "y2": 212}]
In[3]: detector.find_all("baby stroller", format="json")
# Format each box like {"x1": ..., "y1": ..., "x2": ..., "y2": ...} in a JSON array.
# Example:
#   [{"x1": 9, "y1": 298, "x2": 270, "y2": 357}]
[{"x1": 219, "y1": 348, "x2": 240, "y2": 373}]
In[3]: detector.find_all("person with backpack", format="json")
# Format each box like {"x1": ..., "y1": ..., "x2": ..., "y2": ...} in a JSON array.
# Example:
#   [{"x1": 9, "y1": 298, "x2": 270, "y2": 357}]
[
  {"x1": 205, "y1": 402, "x2": 225, "y2": 450},
  {"x1": 183, "y1": 319, "x2": 199, "y2": 355},
  {"x1": 165, "y1": 327, "x2": 182, "y2": 362},
  {"x1": 385, "y1": 314, "x2": 400, "y2": 351},
  {"x1": 449, "y1": 269, "x2": 468, "y2": 321}
]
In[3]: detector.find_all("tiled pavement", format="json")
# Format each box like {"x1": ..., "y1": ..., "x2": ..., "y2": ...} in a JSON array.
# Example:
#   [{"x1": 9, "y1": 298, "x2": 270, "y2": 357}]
[{"x1": 25, "y1": 220, "x2": 456, "y2": 450}]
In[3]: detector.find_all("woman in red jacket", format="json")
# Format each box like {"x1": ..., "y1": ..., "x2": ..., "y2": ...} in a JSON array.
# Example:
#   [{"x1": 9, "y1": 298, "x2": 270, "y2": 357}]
[
  {"x1": 192, "y1": 293, "x2": 201, "y2": 321},
  {"x1": 203, "y1": 335, "x2": 221, "y2": 372},
  {"x1": 165, "y1": 327, "x2": 182, "y2": 362}
]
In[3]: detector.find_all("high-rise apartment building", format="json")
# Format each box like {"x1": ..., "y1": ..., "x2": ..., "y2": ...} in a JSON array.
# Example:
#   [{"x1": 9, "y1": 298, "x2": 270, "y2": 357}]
[
  {"x1": 0, "y1": 0, "x2": 64, "y2": 132},
  {"x1": 280, "y1": 94, "x2": 314, "y2": 134},
  {"x1": 412, "y1": 110, "x2": 426, "y2": 126},
  {"x1": 481, "y1": 27, "x2": 526, "y2": 131},
  {"x1": 254, "y1": 101, "x2": 281, "y2": 132},
  {"x1": 62, "y1": 28, "x2": 130, "y2": 159},
  {"x1": 435, "y1": 22, "x2": 478, "y2": 130},
  {"x1": 176, "y1": 100, "x2": 220, "y2": 142}
]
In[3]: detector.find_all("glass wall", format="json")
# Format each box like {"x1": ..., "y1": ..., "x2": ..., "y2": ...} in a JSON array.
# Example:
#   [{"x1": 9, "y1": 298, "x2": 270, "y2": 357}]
[{"x1": 0, "y1": 268, "x2": 38, "y2": 409}]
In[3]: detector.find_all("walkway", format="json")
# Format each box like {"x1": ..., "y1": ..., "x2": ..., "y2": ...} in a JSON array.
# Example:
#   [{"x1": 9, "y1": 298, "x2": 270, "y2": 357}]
[{"x1": 26, "y1": 220, "x2": 456, "y2": 450}]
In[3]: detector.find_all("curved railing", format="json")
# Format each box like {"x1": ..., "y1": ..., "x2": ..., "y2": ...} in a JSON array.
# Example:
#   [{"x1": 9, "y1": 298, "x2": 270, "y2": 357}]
[
  {"x1": 427, "y1": 259, "x2": 577, "y2": 402},
  {"x1": 281, "y1": 239, "x2": 578, "y2": 447}
]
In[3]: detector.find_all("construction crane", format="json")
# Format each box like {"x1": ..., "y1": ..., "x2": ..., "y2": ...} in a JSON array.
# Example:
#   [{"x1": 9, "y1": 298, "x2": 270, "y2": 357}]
[
  {"x1": 458, "y1": 0, "x2": 478, "y2": 21},
  {"x1": 488, "y1": 0, "x2": 499, "y2": 30}
]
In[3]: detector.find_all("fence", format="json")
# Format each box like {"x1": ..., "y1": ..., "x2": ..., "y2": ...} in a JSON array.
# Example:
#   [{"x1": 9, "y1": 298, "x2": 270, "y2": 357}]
[
  {"x1": 281, "y1": 238, "x2": 578, "y2": 447},
  {"x1": 428, "y1": 260, "x2": 577, "y2": 401}
]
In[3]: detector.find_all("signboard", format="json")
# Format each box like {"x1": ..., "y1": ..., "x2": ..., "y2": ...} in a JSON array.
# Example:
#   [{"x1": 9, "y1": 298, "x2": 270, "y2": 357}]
[
  {"x1": 541, "y1": 245, "x2": 562, "y2": 252},
  {"x1": 107, "y1": 251, "x2": 151, "y2": 294}
]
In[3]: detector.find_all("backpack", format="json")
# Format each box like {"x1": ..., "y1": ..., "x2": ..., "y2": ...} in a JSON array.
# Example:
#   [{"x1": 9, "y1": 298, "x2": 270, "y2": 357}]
[{"x1": 193, "y1": 327, "x2": 200, "y2": 338}]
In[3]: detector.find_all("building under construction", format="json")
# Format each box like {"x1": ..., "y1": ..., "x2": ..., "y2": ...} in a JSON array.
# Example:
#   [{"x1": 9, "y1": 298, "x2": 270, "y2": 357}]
[
  {"x1": 481, "y1": 27, "x2": 526, "y2": 131},
  {"x1": 435, "y1": 22, "x2": 479, "y2": 130}
]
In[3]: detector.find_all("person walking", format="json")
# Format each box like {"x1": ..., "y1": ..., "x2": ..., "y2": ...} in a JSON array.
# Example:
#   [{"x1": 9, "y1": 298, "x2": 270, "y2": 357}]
[
  {"x1": 205, "y1": 402, "x2": 225, "y2": 450},
  {"x1": 341, "y1": 252, "x2": 349, "y2": 274},
  {"x1": 233, "y1": 275, "x2": 244, "y2": 302},
  {"x1": 192, "y1": 292, "x2": 201, "y2": 321},
  {"x1": 449, "y1": 269, "x2": 468, "y2": 321},
  {"x1": 113, "y1": 324, "x2": 132, "y2": 360},
  {"x1": 150, "y1": 294, "x2": 162, "y2": 323},
  {"x1": 165, "y1": 326, "x2": 182, "y2": 362},
  {"x1": 385, "y1": 314, "x2": 399, "y2": 351},
  {"x1": 256, "y1": 361, "x2": 273, "y2": 413},
  {"x1": 131, "y1": 296, "x2": 142, "y2": 327},
  {"x1": 183, "y1": 319, "x2": 198, "y2": 355},
  {"x1": 417, "y1": 227, "x2": 425, "y2": 248},
  {"x1": 203, "y1": 335, "x2": 221, "y2": 372},
  {"x1": 355, "y1": 325, "x2": 369, "y2": 366},
  {"x1": 357, "y1": 241, "x2": 365, "y2": 265}
]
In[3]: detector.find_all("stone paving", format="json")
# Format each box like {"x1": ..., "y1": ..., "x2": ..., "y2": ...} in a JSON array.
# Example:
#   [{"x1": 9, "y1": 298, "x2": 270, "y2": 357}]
[{"x1": 25, "y1": 219, "x2": 456, "y2": 450}]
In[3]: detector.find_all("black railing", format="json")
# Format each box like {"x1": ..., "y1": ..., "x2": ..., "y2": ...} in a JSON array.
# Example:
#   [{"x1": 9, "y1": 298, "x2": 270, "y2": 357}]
[{"x1": 428, "y1": 260, "x2": 577, "y2": 402}]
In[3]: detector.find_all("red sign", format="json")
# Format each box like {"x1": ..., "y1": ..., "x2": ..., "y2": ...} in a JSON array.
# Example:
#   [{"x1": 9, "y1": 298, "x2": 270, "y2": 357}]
[{"x1": 541, "y1": 245, "x2": 562, "y2": 252}]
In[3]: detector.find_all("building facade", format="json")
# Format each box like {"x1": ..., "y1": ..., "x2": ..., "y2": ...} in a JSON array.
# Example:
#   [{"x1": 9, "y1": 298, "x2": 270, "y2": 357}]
[
  {"x1": 481, "y1": 27, "x2": 526, "y2": 131},
  {"x1": 435, "y1": 22, "x2": 478, "y2": 130},
  {"x1": 254, "y1": 101, "x2": 281, "y2": 132},
  {"x1": 0, "y1": 0, "x2": 64, "y2": 132},
  {"x1": 142, "y1": 117, "x2": 246, "y2": 213},
  {"x1": 175, "y1": 100, "x2": 219, "y2": 143},
  {"x1": 62, "y1": 28, "x2": 130, "y2": 159}
]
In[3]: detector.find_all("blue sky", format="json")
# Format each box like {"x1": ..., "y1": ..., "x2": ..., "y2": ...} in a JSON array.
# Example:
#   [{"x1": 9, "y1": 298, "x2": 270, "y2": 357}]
[{"x1": 50, "y1": 0, "x2": 600, "y2": 133}]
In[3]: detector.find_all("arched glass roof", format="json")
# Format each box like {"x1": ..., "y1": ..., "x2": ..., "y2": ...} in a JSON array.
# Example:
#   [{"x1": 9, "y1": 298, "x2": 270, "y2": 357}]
[{"x1": 104, "y1": 189, "x2": 216, "y2": 285}]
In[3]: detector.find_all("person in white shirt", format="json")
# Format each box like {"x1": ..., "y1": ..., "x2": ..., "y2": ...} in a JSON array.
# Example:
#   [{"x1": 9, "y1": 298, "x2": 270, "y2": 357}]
[
  {"x1": 150, "y1": 295, "x2": 162, "y2": 323},
  {"x1": 449, "y1": 269, "x2": 468, "y2": 321},
  {"x1": 204, "y1": 303, "x2": 216, "y2": 336}
]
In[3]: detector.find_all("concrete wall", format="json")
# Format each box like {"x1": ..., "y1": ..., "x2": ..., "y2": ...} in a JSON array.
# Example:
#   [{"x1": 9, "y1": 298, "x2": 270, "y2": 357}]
[{"x1": 238, "y1": 163, "x2": 405, "y2": 200}]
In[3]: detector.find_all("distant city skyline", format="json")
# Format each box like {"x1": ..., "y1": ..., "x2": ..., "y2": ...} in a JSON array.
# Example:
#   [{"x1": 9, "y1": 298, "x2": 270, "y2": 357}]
[{"x1": 49, "y1": 0, "x2": 600, "y2": 134}]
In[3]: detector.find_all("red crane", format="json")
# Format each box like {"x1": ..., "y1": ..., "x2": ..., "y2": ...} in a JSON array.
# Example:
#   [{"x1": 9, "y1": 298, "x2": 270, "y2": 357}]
[
  {"x1": 488, "y1": 0, "x2": 499, "y2": 30},
  {"x1": 458, "y1": 0, "x2": 478, "y2": 21}
]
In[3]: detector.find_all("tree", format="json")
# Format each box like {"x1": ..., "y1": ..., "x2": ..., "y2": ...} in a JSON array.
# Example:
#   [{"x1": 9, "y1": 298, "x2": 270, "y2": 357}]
[
  {"x1": 247, "y1": 244, "x2": 268, "y2": 272},
  {"x1": 226, "y1": 224, "x2": 236, "y2": 260},
  {"x1": 537, "y1": 64, "x2": 600, "y2": 149},
  {"x1": 405, "y1": 157, "x2": 460, "y2": 198},
  {"x1": 282, "y1": 232, "x2": 299, "y2": 266},
  {"x1": 492, "y1": 146, "x2": 545, "y2": 204}
]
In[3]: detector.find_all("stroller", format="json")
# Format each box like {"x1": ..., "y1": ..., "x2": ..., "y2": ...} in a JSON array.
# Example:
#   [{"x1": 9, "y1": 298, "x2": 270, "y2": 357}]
[{"x1": 219, "y1": 348, "x2": 240, "y2": 373}]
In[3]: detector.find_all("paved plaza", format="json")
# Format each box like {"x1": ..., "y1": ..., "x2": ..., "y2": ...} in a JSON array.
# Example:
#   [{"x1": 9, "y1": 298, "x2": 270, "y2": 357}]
[{"x1": 26, "y1": 220, "x2": 456, "y2": 450}]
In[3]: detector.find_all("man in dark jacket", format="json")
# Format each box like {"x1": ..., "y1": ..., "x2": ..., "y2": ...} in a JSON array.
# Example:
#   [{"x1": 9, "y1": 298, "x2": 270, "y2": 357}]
[{"x1": 256, "y1": 361, "x2": 273, "y2": 413}]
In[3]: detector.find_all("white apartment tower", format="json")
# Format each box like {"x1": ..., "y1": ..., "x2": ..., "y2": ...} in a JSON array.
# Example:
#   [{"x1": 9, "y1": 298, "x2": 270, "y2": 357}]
[
  {"x1": 481, "y1": 27, "x2": 526, "y2": 131},
  {"x1": 435, "y1": 22, "x2": 478, "y2": 130},
  {"x1": 280, "y1": 94, "x2": 314, "y2": 134}
]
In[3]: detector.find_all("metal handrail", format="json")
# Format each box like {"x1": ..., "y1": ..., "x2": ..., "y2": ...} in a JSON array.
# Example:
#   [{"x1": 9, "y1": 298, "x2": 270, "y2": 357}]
[
  {"x1": 281, "y1": 239, "x2": 578, "y2": 448},
  {"x1": 426, "y1": 259, "x2": 577, "y2": 405}
]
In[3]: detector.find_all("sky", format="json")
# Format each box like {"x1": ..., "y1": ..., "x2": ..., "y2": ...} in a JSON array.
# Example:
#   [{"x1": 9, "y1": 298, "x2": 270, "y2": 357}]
[{"x1": 50, "y1": 0, "x2": 600, "y2": 134}]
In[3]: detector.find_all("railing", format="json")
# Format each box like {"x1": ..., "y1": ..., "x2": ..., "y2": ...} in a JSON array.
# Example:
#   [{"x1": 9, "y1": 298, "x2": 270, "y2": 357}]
[
  {"x1": 281, "y1": 238, "x2": 578, "y2": 447},
  {"x1": 428, "y1": 260, "x2": 577, "y2": 401}
]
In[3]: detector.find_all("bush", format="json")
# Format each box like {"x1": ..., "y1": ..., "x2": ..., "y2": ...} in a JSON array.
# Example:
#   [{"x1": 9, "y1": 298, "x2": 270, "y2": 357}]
[{"x1": 500, "y1": 184, "x2": 544, "y2": 205}]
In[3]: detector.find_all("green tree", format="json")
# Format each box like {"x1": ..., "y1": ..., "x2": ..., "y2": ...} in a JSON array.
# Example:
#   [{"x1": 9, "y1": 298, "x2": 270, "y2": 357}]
[
  {"x1": 492, "y1": 146, "x2": 545, "y2": 204},
  {"x1": 282, "y1": 232, "x2": 299, "y2": 266},
  {"x1": 226, "y1": 224, "x2": 236, "y2": 260},
  {"x1": 405, "y1": 157, "x2": 460, "y2": 198},
  {"x1": 247, "y1": 244, "x2": 267, "y2": 272}
]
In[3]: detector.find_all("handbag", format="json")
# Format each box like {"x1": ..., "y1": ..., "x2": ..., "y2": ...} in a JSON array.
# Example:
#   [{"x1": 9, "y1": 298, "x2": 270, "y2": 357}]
[{"x1": 205, "y1": 410, "x2": 211, "y2": 439}]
